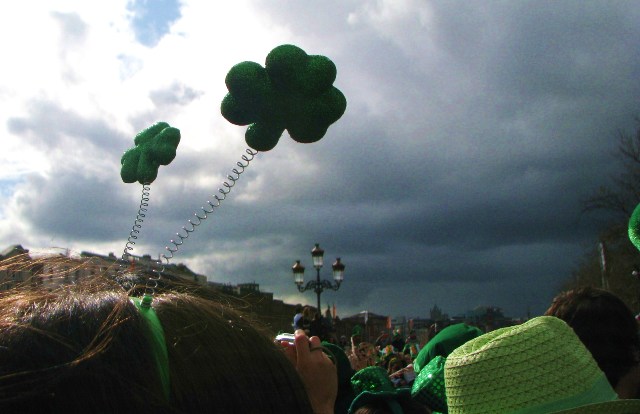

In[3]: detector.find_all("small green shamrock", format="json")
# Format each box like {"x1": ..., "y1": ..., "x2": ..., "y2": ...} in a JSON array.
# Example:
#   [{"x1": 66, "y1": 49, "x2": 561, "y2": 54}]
[
  {"x1": 629, "y1": 203, "x2": 640, "y2": 251},
  {"x1": 121, "y1": 122, "x2": 181, "y2": 184},
  {"x1": 220, "y1": 44, "x2": 347, "y2": 152}
]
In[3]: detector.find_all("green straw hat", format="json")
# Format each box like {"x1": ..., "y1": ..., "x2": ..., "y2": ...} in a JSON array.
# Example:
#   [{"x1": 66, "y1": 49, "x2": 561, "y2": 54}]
[{"x1": 444, "y1": 316, "x2": 640, "y2": 413}]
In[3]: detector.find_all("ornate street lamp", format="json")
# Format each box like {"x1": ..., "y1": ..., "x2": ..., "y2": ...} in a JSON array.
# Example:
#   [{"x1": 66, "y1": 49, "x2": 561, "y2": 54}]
[{"x1": 292, "y1": 243, "x2": 345, "y2": 312}]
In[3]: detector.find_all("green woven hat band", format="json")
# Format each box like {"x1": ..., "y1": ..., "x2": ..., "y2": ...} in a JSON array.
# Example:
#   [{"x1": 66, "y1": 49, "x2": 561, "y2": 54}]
[{"x1": 444, "y1": 316, "x2": 617, "y2": 414}]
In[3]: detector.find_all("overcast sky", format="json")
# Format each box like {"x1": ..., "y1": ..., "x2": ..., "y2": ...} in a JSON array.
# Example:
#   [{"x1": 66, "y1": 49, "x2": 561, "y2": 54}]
[{"x1": 1, "y1": 0, "x2": 639, "y2": 320}]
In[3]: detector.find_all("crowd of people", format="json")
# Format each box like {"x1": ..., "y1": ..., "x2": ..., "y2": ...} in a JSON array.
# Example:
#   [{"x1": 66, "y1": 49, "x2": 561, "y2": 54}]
[
  {"x1": 2, "y1": 255, "x2": 640, "y2": 413},
  {"x1": 289, "y1": 286, "x2": 640, "y2": 413}
]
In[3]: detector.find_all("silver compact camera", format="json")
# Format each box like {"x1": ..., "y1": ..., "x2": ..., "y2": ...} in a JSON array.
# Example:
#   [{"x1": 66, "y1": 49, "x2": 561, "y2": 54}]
[{"x1": 275, "y1": 333, "x2": 296, "y2": 343}]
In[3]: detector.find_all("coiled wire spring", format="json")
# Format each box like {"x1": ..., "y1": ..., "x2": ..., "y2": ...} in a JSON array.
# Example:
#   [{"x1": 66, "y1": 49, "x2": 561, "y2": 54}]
[
  {"x1": 117, "y1": 184, "x2": 159, "y2": 297},
  {"x1": 155, "y1": 148, "x2": 259, "y2": 275},
  {"x1": 122, "y1": 184, "x2": 150, "y2": 262}
]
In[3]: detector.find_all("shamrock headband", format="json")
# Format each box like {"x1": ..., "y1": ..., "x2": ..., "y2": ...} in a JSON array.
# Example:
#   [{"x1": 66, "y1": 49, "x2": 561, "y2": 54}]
[
  {"x1": 120, "y1": 44, "x2": 346, "y2": 272},
  {"x1": 117, "y1": 47, "x2": 345, "y2": 399}
]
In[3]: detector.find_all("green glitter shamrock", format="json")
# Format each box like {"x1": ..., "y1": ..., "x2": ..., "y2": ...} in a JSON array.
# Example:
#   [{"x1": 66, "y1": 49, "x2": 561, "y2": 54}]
[
  {"x1": 629, "y1": 203, "x2": 640, "y2": 251},
  {"x1": 121, "y1": 122, "x2": 181, "y2": 184},
  {"x1": 221, "y1": 44, "x2": 347, "y2": 152}
]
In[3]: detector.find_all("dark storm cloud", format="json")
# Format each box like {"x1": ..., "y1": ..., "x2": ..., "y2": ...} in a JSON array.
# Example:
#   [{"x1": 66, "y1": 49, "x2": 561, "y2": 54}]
[
  {"x1": 4, "y1": 1, "x2": 639, "y2": 319},
  {"x1": 185, "y1": 0, "x2": 640, "y2": 317},
  {"x1": 15, "y1": 172, "x2": 132, "y2": 242},
  {"x1": 7, "y1": 99, "x2": 128, "y2": 157},
  {"x1": 4, "y1": 98, "x2": 200, "y2": 247}
]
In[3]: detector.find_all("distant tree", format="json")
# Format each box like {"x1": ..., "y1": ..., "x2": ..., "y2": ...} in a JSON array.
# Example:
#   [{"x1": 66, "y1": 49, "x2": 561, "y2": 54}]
[
  {"x1": 583, "y1": 119, "x2": 640, "y2": 218},
  {"x1": 568, "y1": 120, "x2": 640, "y2": 313}
]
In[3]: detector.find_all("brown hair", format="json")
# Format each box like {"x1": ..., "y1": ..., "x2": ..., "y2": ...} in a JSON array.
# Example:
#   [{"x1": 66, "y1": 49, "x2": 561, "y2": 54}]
[
  {"x1": 0, "y1": 256, "x2": 312, "y2": 413},
  {"x1": 545, "y1": 286, "x2": 640, "y2": 388}
]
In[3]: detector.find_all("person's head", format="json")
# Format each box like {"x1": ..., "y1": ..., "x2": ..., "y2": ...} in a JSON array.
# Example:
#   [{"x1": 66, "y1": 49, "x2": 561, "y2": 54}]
[
  {"x1": 295, "y1": 304, "x2": 303, "y2": 314},
  {"x1": 545, "y1": 286, "x2": 640, "y2": 387},
  {"x1": 303, "y1": 306, "x2": 314, "y2": 320},
  {"x1": 356, "y1": 342, "x2": 374, "y2": 358},
  {"x1": 426, "y1": 323, "x2": 439, "y2": 342},
  {"x1": 387, "y1": 357, "x2": 405, "y2": 373},
  {"x1": 0, "y1": 257, "x2": 313, "y2": 413}
]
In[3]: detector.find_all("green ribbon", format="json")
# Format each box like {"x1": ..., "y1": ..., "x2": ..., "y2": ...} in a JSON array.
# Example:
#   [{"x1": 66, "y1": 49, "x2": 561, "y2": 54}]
[{"x1": 130, "y1": 295, "x2": 170, "y2": 400}]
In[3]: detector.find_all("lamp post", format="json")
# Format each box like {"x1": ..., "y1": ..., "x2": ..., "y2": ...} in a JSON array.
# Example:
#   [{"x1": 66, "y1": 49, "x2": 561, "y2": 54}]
[{"x1": 292, "y1": 243, "x2": 345, "y2": 312}]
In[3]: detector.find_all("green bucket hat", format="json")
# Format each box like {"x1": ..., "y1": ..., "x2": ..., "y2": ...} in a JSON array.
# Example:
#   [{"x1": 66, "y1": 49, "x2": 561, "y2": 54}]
[
  {"x1": 348, "y1": 366, "x2": 411, "y2": 414},
  {"x1": 444, "y1": 316, "x2": 640, "y2": 413},
  {"x1": 413, "y1": 323, "x2": 483, "y2": 374},
  {"x1": 322, "y1": 341, "x2": 355, "y2": 414}
]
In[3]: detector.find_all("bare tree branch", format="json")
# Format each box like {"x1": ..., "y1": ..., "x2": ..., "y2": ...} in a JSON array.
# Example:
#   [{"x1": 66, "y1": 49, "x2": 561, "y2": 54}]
[{"x1": 582, "y1": 121, "x2": 640, "y2": 218}]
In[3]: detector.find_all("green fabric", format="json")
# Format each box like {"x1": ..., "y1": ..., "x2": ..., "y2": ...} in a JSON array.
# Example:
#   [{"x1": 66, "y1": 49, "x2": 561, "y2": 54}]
[
  {"x1": 322, "y1": 342, "x2": 355, "y2": 414},
  {"x1": 351, "y1": 366, "x2": 395, "y2": 395},
  {"x1": 221, "y1": 44, "x2": 347, "y2": 152},
  {"x1": 412, "y1": 355, "x2": 447, "y2": 413},
  {"x1": 348, "y1": 366, "x2": 410, "y2": 414},
  {"x1": 348, "y1": 390, "x2": 409, "y2": 414},
  {"x1": 413, "y1": 323, "x2": 482, "y2": 373},
  {"x1": 322, "y1": 341, "x2": 354, "y2": 387},
  {"x1": 130, "y1": 295, "x2": 170, "y2": 400}
]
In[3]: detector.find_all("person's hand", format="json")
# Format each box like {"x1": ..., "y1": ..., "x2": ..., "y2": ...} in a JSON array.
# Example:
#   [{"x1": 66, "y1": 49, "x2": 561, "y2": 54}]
[{"x1": 283, "y1": 329, "x2": 337, "y2": 414}]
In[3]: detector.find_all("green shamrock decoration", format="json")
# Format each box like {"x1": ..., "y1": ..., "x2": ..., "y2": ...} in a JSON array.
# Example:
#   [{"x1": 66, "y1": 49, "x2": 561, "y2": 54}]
[
  {"x1": 121, "y1": 122, "x2": 181, "y2": 185},
  {"x1": 221, "y1": 44, "x2": 347, "y2": 152},
  {"x1": 629, "y1": 203, "x2": 640, "y2": 251}
]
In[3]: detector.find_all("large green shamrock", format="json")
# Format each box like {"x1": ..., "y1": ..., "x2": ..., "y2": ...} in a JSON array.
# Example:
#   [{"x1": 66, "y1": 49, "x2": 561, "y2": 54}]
[
  {"x1": 121, "y1": 122, "x2": 181, "y2": 184},
  {"x1": 221, "y1": 44, "x2": 347, "y2": 152}
]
